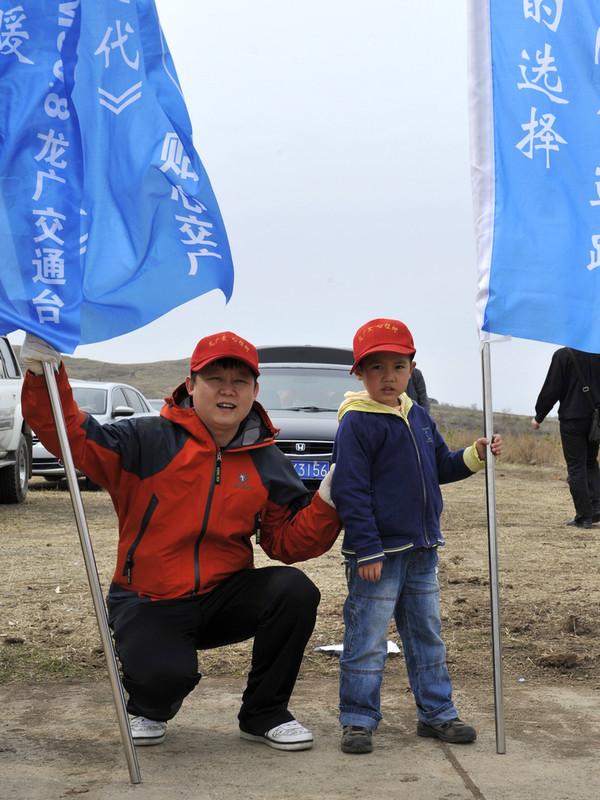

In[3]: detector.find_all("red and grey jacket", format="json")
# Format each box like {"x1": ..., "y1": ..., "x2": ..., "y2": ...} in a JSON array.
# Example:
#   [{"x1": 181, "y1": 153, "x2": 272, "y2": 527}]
[{"x1": 22, "y1": 366, "x2": 341, "y2": 600}]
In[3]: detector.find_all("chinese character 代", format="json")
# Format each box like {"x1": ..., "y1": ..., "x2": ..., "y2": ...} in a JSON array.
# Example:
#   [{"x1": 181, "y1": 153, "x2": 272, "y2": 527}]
[{"x1": 94, "y1": 20, "x2": 139, "y2": 70}]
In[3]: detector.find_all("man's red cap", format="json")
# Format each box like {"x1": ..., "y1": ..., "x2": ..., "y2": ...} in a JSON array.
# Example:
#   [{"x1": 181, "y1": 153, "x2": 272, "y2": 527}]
[
  {"x1": 190, "y1": 331, "x2": 260, "y2": 377},
  {"x1": 351, "y1": 318, "x2": 416, "y2": 373}
]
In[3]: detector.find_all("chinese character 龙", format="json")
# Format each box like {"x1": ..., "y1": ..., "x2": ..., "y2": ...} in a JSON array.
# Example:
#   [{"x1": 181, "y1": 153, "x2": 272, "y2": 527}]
[{"x1": 34, "y1": 129, "x2": 70, "y2": 169}]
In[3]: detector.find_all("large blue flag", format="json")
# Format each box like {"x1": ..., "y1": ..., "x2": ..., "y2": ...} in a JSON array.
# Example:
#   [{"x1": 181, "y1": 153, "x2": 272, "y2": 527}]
[
  {"x1": 469, "y1": 0, "x2": 600, "y2": 351},
  {"x1": 0, "y1": 0, "x2": 233, "y2": 353}
]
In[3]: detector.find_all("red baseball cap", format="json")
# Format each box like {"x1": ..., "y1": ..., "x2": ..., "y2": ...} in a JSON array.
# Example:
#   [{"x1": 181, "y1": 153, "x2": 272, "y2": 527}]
[
  {"x1": 351, "y1": 318, "x2": 416, "y2": 373},
  {"x1": 190, "y1": 331, "x2": 260, "y2": 377}
]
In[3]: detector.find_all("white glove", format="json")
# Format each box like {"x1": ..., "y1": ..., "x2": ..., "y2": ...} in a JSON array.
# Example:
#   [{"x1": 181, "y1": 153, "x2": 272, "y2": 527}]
[
  {"x1": 20, "y1": 333, "x2": 61, "y2": 376},
  {"x1": 317, "y1": 464, "x2": 336, "y2": 508}
]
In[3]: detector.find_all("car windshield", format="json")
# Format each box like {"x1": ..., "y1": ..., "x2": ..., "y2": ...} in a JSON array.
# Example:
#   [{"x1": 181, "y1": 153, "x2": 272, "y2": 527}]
[
  {"x1": 258, "y1": 367, "x2": 357, "y2": 411},
  {"x1": 72, "y1": 387, "x2": 108, "y2": 415}
]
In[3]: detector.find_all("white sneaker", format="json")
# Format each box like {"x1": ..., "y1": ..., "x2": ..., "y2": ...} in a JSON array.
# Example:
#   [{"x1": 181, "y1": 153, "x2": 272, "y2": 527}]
[
  {"x1": 240, "y1": 719, "x2": 313, "y2": 751},
  {"x1": 128, "y1": 715, "x2": 167, "y2": 746}
]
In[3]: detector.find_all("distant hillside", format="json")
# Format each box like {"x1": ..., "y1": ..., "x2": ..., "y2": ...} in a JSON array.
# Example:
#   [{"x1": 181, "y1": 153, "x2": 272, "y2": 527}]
[
  {"x1": 432, "y1": 403, "x2": 558, "y2": 438},
  {"x1": 13, "y1": 346, "x2": 557, "y2": 435},
  {"x1": 14, "y1": 346, "x2": 188, "y2": 399}
]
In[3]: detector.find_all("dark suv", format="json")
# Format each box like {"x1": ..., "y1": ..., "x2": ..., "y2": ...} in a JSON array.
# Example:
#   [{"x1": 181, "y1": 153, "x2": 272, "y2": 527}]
[{"x1": 257, "y1": 346, "x2": 356, "y2": 492}]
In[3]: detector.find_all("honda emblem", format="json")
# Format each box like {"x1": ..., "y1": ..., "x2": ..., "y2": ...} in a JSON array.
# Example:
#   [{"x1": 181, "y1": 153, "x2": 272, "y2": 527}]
[{"x1": 295, "y1": 442, "x2": 306, "y2": 453}]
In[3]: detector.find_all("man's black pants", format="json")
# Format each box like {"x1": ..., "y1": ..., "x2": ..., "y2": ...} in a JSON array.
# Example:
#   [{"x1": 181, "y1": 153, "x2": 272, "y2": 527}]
[
  {"x1": 107, "y1": 566, "x2": 320, "y2": 735},
  {"x1": 559, "y1": 417, "x2": 600, "y2": 521}
]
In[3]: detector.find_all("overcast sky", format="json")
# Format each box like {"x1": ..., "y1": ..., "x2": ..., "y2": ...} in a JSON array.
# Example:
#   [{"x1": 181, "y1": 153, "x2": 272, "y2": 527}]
[{"x1": 11, "y1": 0, "x2": 559, "y2": 415}]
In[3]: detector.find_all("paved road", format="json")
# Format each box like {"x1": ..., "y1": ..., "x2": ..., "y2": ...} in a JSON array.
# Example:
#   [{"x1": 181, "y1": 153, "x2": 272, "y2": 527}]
[{"x1": 2, "y1": 674, "x2": 599, "y2": 799}]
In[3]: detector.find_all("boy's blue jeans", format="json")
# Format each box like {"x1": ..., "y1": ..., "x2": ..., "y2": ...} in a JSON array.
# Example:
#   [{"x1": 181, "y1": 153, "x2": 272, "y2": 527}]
[{"x1": 339, "y1": 547, "x2": 458, "y2": 730}]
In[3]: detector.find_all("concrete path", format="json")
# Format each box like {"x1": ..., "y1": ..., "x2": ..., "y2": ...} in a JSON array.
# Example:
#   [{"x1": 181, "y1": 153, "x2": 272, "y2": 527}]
[{"x1": 1, "y1": 675, "x2": 599, "y2": 799}]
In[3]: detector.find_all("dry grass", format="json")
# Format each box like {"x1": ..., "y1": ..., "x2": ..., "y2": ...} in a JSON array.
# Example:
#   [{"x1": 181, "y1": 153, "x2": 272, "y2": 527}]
[
  {"x1": 2, "y1": 459, "x2": 600, "y2": 690},
  {"x1": 0, "y1": 401, "x2": 578, "y2": 687},
  {"x1": 443, "y1": 427, "x2": 563, "y2": 467}
]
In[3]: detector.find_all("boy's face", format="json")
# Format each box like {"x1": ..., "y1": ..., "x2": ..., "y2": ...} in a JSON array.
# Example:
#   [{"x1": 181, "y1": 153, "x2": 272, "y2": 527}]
[
  {"x1": 185, "y1": 362, "x2": 258, "y2": 444},
  {"x1": 355, "y1": 351, "x2": 415, "y2": 407}
]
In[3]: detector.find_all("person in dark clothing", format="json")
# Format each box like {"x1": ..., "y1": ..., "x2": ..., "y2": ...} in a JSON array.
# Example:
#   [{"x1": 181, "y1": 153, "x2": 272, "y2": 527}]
[
  {"x1": 531, "y1": 347, "x2": 600, "y2": 529},
  {"x1": 406, "y1": 366, "x2": 430, "y2": 412}
]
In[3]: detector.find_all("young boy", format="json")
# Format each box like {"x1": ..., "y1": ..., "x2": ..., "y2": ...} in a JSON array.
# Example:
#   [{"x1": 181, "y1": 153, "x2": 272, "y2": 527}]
[{"x1": 330, "y1": 318, "x2": 502, "y2": 755}]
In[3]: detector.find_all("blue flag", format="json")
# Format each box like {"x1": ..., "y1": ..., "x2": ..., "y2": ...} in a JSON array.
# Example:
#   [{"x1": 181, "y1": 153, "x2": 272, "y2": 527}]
[
  {"x1": 0, "y1": 0, "x2": 233, "y2": 353},
  {"x1": 469, "y1": 0, "x2": 600, "y2": 351}
]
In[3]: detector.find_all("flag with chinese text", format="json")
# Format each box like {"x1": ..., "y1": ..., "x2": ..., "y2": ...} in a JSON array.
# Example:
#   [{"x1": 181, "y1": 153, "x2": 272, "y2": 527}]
[
  {"x1": 469, "y1": 0, "x2": 600, "y2": 351},
  {"x1": 0, "y1": 0, "x2": 233, "y2": 353}
]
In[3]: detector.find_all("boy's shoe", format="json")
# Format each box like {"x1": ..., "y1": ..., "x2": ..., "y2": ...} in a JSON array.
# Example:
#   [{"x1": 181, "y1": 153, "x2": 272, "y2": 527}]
[
  {"x1": 341, "y1": 725, "x2": 373, "y2": 754},
  {"x1": 239, "y1": 719, "x2": 313, "y2": 751},
  {"x1": 566, "y1": 517, "x2": 594, "y2": 529},
  {"x1": 417, "y1": 718, "x2": 476, "y2": 744},
  {"x1": 128, "y1": 715, "x2": 167, "y2": 746}
]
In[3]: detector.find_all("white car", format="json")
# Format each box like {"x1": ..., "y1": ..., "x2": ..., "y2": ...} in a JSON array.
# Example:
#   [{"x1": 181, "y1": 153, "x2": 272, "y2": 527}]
[
  {"x1": 146, "y1": 398, "x2": 166, "y2": 412},
  {"x1": 0, "y1": 335, "x2": 32, "y2": 503},
  {"x1": 32, "y1": 379, "x2": 158, "y2": 485}
]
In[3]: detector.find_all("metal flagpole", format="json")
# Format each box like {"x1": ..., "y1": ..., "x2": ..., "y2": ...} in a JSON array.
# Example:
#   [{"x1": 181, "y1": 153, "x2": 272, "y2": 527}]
[
  {"x1": 481, "y1": 342, "x2": 506, "y2": 754},
  {"x1": 42, "y1": 363, "x2": 142, "y2": 784}
]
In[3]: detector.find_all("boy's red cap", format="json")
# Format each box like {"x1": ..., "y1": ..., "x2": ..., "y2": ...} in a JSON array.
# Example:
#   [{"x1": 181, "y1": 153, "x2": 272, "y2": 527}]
[
  {"x1": 190, "y1": 331, "x2": 260, "y2": 377},
  {"x1": 351, "y1": 318, "x2": 415, "y2": 373}
]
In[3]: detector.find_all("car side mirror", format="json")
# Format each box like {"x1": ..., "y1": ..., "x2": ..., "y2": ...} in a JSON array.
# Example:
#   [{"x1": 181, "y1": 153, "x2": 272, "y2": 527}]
[{"x1": 112, "y1": 405, "x2": 135, "y2": 418}]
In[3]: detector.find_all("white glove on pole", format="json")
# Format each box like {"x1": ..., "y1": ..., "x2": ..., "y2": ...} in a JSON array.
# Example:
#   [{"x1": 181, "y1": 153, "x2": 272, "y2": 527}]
[
  {"x1": 20, "y1": 332, "x2": 61, "y2": 375},
  {"x1": 317, "y1": 464, "x2": 336, "y2": 508}
]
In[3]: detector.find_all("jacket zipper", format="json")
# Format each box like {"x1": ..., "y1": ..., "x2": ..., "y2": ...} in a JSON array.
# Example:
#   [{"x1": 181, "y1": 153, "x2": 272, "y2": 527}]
[
  {"x1": 193, "y1": 448, "x2": 221, "y2": 594},
  {"x1": 122, "y1": 494, "x2": 159, "y2": 585},
  {"x1": 405, "y1": 420, "x2": 430, "y2": 546}
]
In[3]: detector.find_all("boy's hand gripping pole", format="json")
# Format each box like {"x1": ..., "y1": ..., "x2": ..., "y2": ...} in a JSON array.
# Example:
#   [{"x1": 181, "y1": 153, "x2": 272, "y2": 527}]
[{"x1": 42, "y1": 363, "x2": 142, "y2": 784}]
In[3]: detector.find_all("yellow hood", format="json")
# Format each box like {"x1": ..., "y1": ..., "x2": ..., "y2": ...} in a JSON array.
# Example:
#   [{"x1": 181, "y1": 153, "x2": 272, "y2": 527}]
[{"x1": 337, "y1": 389, "x2": 413, "y2": 422}]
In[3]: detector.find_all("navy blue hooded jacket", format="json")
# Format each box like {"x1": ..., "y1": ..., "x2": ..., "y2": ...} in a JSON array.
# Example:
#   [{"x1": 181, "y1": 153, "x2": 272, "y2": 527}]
[{"x1": 331, "y1": 392, "x2": 483, "y2": 565}]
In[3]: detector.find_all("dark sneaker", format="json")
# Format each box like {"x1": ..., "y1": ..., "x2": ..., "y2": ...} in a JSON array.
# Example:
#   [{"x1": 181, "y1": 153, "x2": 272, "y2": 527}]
[
  {"x1": 128, "y1": 715, "x2": 167, "y2": 746},
  {"x1": 566, "y1": 517, "x2": 594, "y2": 529},
  {"x1": 592, "y1": 513, "x2": 600, "y2": 524},
  {"x1": 417, "y1": 718, "x2": 476, "y2": 744},
  {"x1": 240, "y1": 719, "x2": 313, "y2": 751},
  {"x1": 341, "y1": 725, "x2": 373, "y2": 754}
]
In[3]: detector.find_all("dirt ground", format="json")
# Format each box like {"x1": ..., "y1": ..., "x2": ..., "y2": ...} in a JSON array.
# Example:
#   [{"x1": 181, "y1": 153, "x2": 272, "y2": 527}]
[{"x1": 1, "y1": 463, "x2": 600, "y2": 798}]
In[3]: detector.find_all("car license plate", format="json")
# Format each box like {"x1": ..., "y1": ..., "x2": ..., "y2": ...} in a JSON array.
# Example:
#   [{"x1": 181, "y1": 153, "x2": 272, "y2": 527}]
[{"x1": 291, "y1": 460, "x2": 330, "y2": 480}]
